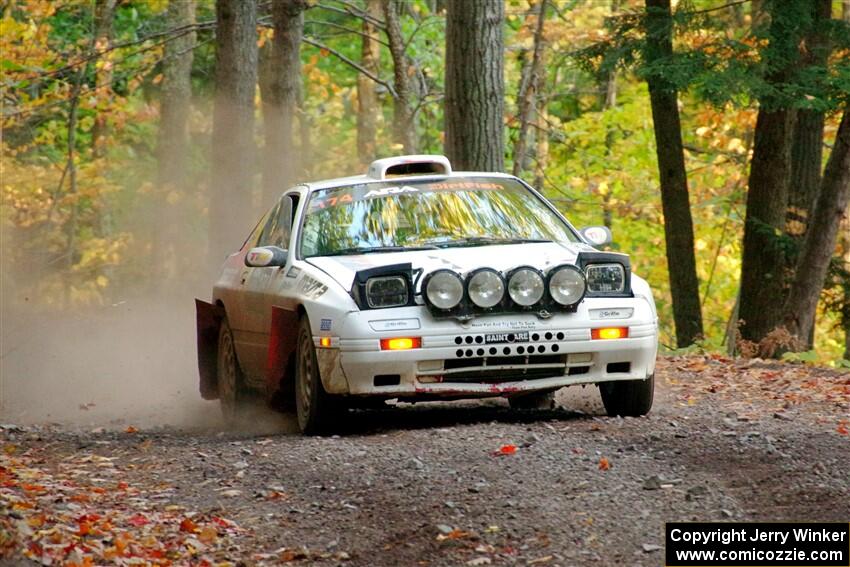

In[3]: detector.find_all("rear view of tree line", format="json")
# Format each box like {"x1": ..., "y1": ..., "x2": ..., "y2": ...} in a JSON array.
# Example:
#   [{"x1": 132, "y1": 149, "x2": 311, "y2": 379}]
[{"x1": 2, "y1": 0, "x2": 849, "y2": 361}]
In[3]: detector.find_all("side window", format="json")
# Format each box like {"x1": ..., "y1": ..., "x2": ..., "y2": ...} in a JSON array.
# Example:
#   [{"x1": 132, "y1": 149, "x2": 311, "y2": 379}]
[
  {"x1": 257, "y1": 202, "x2": 281, "y2": 247},
  {"x1": 241, "y1": 208, "x2": 273, "y2": 251},
  {"x1": 285, "y1": 193, "x2": 300, "y2": 242},
  {"x1": 258, "y1": 193, "x2": 299, "y2": 249}
]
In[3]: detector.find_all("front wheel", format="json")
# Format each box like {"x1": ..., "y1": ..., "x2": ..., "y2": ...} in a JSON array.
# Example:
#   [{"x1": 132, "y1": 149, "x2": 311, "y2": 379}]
[
  {"x1": 295, "y1": 316, "x2": 337, "y2": 434},
  {"x1": 599, "y1": 374, "x2": 654, "y2": 417}
]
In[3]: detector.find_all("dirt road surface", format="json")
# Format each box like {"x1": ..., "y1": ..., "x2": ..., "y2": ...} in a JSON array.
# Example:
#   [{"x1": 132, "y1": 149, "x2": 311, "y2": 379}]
[{"x1": 2, "y1": 356, "x2": 849, "y2": 566}]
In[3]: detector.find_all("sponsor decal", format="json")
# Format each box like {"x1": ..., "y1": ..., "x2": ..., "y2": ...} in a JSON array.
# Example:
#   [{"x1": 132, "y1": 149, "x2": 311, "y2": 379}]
[
  {"x1": 368, "y1": 318, "x2": 421, "y2": 332},
  {"x1": 363, "y1": 186, "x2": 418, "y2": 199},
  {"x1": 298, "y1": 275, "x2": 328, "y2": 299},
  {"x1": 469, "y1": 320, "x2": 537, "y2": 331},
  {"x1": 320, "y1": 318, "x2": 332, "y2": 331},
  {"x1": 589, "y1": 308, "x2": 633, "y2": 320},
  {"x1": 425, "y1": 181, "x2": 503, "y2": 191},
  {"x1": 485, "y1": 331, "x2": 530, "y2": 344}
]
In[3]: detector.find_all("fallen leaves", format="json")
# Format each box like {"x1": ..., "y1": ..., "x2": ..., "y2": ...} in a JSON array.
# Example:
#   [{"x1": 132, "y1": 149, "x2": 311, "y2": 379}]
[
  {"x1": 0, "y1": 450, "x2": 243, "y2": 565},
  {"x1": 661, "y1": 356, "x2": 850, "y2": 433},
  {"x1": 598, "y1": 457, "x2": 611, "y2": 471},
  {"x1": 493, "y1": 444, "x2": 517, "y2": 456},
  {"x1": 253, "y1": 546, "x2": 351, "y2": 563}
]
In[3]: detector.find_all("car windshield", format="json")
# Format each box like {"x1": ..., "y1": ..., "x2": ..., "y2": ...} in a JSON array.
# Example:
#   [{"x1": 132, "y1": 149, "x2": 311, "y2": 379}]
[{"x1": 300, "y1": 177, "x2": 578, "y2": 258}]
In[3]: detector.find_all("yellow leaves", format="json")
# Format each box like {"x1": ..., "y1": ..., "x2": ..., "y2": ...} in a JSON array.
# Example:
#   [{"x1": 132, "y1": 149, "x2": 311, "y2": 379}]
[
  {"x1": 596, "y1": 181, "x2": 609, "y2": 197},
  {"x1": 198, "y1": 525, "x2": 219, "y2": 545},
  {"x1": 726, "y1": 137, "x2": 745, "y2": 154},
  {"x1": 257, "y1": 27, "x2": 274, "y2": 49}
]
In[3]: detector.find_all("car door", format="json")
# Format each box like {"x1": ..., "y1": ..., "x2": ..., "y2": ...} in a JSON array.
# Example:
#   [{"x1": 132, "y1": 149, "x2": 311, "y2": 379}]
[
  {"x1": 220, "y1": 209, "x2": 269, "y2": 367},
  {"x1": 236, "y1": 200, "x2": 283, "y2": 382},
  {"x1": 261, "y1": 189, "x2": 302, "y2": 317}
]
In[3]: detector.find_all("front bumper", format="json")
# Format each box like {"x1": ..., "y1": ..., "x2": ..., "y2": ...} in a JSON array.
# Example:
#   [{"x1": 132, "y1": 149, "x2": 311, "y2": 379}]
[{"x1": 314, "y1": 297, "x2": 658, "y2": 398}]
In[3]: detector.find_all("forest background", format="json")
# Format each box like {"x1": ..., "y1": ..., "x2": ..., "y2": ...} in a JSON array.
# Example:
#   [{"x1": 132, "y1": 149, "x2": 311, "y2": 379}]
[{"x1": 2, "y1": 0, "x2": 849, "y2": 366}]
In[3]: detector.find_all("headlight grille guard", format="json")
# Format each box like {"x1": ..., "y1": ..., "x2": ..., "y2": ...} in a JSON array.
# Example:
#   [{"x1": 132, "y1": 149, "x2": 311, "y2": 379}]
[
  {"x1": 422, "y1": 264, "x2": 586, "y2": 320},
  {"x1": 577, "y1": 251, "x2": 633, "y2": 298},
  {"x1": 351, "y1": 263, "x2": 419, "y2": 310}
]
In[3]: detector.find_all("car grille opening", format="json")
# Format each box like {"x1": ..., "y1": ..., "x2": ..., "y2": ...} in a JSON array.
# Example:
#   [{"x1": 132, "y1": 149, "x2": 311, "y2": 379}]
[
  {"x1": 606, "y1": 362, "x2": 630, "y2": 374},
  {"x1": 373, "y1": 374, "x2": 401, "y2": 387},
  {"x1": 435, "y1": 353, "x2": 569, "y2": 383}
]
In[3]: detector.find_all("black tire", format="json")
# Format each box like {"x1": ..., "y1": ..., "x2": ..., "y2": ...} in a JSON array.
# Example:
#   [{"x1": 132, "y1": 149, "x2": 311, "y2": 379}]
[
  {"x1": 218, "y1": 317, "x2": 251, "y2": 426},
  {"x1": 599, "y1": 374, "x2": 655, "y2": 417},
  {"x1": 295, "y1": 316, "x2": 337, "y2": 434},
  {"x1": 508, "y1": 390, "x2": 555, "y2": 410}
]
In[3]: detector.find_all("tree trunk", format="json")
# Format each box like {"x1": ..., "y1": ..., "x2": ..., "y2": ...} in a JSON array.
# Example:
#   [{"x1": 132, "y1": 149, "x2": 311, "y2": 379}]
[
  {"x1": 158, "y1": 0, "x2": 195, "y2": 190},
  {"x1": 782, "y1": 109, "x2": 850, "y2": 344},
  {"x1": 260, "y1": 0, "x2": 306, "y2": 207},
  {"x1": 737, "y1": 1, "x2": 810, "y2": 346},
  {"x1": 600, "y1": 0, "x2": 621, "y2": 229},
  {"x1": 156, "y1": 0, "x2": 195, "y2": 285},
  {"x1": 357, "y1": 0, "x2": 381, "y2": 164},
  {"x1": 781, "y1": 0, "x2": 832, "y2": 348},
  {"x1": 643, "y1": 0, "x2": 704, "y2": 347},
  {"x1": 444, "y1": 0, "x2": 504, "y2": 171},
  {"x1": 209, "y1": 0, "x2": 258, "y2": 265},
  {"x1": 512, "y1": 0, "x2": 546, "y2": 177},
  {"x1": 788, "y1": 110, "x2": 825, "y2": 239},
  {"x1": 533, "y1": 96, "x2": 548, "y2": 190},
  {"x1": 383, "y1": 0, "x2": 416, "y2": 154},
  {"x1": 91, "y1": 0, "x2": 118, "y2": 158},
  {"x1": 738, "y1": 109, "x2": 797, "y2": 343}
]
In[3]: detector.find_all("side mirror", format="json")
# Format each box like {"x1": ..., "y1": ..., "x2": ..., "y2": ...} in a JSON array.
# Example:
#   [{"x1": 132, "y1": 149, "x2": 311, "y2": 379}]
[
  {"x1": 580, "y1": 226, "x2": 612, "y2": 247},
  {"x1": 245, "y1": 246, "x2": 288, "y2": 268}
]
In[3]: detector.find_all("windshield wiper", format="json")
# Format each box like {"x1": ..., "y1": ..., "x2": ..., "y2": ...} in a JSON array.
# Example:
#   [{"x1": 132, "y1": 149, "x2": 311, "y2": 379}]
[
  {"x1": 429, "y1": 236, "x2": 552, "y2": 248},
  {"x1": 324, "y1": 244, "x2": 440, "y2": 256}
]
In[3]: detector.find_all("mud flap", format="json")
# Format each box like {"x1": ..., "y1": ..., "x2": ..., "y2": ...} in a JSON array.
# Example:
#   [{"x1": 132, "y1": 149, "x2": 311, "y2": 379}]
[
  {"x1": 266, "y1": 305, "x2": 299, "y2": 400},
  {"x1": 195, "y1": 299, "x2": 222, "y2": 400}
]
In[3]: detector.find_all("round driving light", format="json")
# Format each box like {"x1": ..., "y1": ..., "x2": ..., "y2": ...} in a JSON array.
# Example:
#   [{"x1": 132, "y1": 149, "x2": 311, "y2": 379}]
[
  {"x1": 425, "y1": 270, "x2": 464, "y2": 310},
  {"x1": 549, "y1": 266, "x2": 586, "y2": 306},
  {"x1": 467, "y1": 269, "x2": 505, "y2": 308},
  {"x1": 507, "y1": 268, "x2": 544, "y2": 306}
]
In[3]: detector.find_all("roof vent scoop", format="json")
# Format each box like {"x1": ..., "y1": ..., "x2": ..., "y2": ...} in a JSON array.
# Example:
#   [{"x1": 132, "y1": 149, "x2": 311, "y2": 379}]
[{"x1": 367, "y1": 155, "x2": 452, "y2": 180}]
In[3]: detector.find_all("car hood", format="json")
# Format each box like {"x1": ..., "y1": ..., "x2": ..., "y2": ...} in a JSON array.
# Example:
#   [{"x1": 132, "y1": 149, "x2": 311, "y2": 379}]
[{"x1": 305, "y1": 241, "x2": 599, "y2": 291}]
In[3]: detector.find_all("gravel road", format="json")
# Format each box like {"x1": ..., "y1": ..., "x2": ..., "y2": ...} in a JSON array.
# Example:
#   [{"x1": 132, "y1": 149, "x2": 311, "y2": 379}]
[{"x1": 2, "y1": 356, "x2": 849, "y2": 566}]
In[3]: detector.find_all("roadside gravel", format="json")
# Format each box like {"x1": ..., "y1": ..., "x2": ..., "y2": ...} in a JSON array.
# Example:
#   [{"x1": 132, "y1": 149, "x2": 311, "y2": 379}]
[{"x1": 2, "y1": 356, "x2": 848, "y2": 566}]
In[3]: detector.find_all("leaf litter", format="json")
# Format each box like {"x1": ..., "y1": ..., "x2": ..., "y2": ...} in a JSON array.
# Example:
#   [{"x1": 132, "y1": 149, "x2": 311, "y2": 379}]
[{"x1": 0, "y1": 448, "x2": 243, "y2": 565}]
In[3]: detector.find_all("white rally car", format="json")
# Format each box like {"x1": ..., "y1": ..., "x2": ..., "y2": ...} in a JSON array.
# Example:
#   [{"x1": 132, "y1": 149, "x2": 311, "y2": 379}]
[{"x1": 196, "y1": 155, "x2": 658, "y2": 433}]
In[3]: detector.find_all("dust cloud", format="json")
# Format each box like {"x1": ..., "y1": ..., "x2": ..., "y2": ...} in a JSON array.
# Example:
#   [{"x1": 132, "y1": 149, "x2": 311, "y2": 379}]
[
  {"x1": 0, "y1": 291, "x2": 219, "y2": 429},
  {"x1": 0, "y1": 242, "x2": 304, "y2": 435}
]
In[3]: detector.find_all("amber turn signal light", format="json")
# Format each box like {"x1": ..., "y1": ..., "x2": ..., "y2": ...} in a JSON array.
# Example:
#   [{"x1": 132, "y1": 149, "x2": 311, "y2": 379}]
[
  {"x1": 319, "y1": 337, "x2": 332, "y2": 348},
  {"x1": 380, "y1": 337, "x2": 422, "y2": 350},
  {"x1": 591, "y1": 327, "x2": 629, "y2": 340}
]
